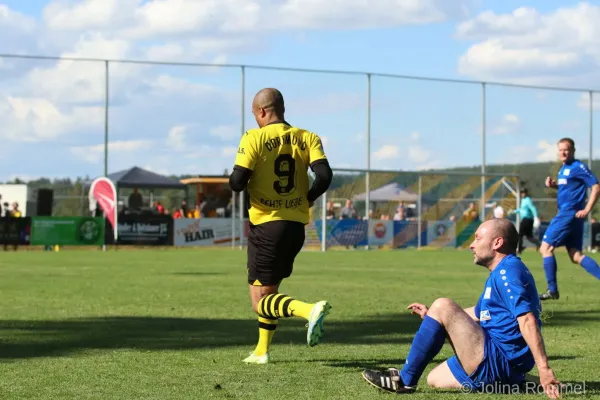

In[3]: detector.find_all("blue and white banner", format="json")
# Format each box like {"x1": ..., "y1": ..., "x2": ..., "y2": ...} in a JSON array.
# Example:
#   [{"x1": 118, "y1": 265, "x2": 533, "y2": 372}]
[{"x1": 368, "y1": 220, "x2": 394, "y2": 246}]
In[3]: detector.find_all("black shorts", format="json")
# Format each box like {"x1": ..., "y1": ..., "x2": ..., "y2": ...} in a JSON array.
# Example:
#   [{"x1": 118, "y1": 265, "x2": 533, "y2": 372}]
[
  {"x1": 519, "y1": 217, "x2": 534, "y2": 237},
  {"x1": 247, "y1": 220, "x2": 305, "y2": 286}
]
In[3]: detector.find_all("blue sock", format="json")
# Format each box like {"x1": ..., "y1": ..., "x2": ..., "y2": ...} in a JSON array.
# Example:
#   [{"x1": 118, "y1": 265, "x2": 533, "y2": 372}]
[
  {"x1": 543, "y1": 256, "x2": 558, "y2": 292},
  {"x1": 580, "y1": 256, "x2": 600, "y2": 280},
  {"x1": 400, "y1": 316, "x2": 446, "y2": 387}
]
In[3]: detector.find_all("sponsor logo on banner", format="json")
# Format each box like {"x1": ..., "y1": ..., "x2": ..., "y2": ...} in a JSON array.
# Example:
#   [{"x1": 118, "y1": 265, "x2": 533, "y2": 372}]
[
  {"x1": 173, "y1": 218, "x2": 246, "y2": 247},
  {"x1": 110, "y1": 214, "x2": 173, "y2": 246},
  {"x1": 368, "y1": 220, "x2": 393, "y2": 246},
  {"x1": 427, "y1": 221, "x2": 456, "y2": 247}
]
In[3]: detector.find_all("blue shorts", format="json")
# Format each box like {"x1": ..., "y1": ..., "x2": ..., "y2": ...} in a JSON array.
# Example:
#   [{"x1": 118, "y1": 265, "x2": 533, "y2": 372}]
[
  {"x1": 543, "y1": 212, "x2": 583, "y2": 250},
  {"x1": 447, "y1": 332, "x2": 526, "y2": 392}
]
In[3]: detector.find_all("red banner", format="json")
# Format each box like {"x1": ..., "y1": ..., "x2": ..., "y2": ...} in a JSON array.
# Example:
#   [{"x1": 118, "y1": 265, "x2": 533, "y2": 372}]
[{"x1": 89, "y1": 177, "x2": 118, "y2": 241}]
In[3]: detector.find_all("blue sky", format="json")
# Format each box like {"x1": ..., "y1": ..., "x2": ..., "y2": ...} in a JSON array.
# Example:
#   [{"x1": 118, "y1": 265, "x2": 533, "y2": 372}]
[{"x1": 1, "y1": 0, "x2": 600, "y2": 182}]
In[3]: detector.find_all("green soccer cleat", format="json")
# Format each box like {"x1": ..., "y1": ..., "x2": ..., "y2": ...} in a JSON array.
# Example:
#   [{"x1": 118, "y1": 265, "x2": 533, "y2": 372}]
[
  {"x1": 242, "y1": 352, "x2": 270, "y2": 364},
  {"x1": 306, "y1": 300, "x2": 332, "y2": 347}
]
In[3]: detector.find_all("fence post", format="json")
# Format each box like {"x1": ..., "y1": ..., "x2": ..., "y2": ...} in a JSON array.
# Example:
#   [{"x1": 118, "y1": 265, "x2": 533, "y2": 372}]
[
  {"x1": 104, "y1": 60, "x2": 110, "y2": 177},
  {"x1": 239, "y1": 65, "x2": 246, "y2": 250},
  {"x1": 365, "y1": 73, "x2": 371, "y2": 222},
  {"x1": 231, "y1": 190, "x2": 236, "y2": 248},
  {"x1": 321, "y1": 190, "x2": 327, "y2": 252},
  {"x1": 417, "y1": 174, "x2": 422, "y2": 249},
  {"x1": 480, "y1": 82, "x2": 487, "y2": 222},
  {"x1": 588, "y1": 91, "x2": 594, "y2": 251}
]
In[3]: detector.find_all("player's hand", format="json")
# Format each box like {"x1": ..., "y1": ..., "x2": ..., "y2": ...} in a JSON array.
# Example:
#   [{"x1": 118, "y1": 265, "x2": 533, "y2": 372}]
[
  {"x1": 538, "y1": 367, "x2": 562, "y2": 399},
  {"x1": 407, "y1": 303, "x2": 428, "y2": 319},
  {"x1": 575, "y1": 208, "x2": 589, "y2": 219},
  {"x1": 545, "y1": 176, "x2": 556, "y2": 188},
  {"x1": 533, "y1": 217, "x2": 541, "y2": 230}
]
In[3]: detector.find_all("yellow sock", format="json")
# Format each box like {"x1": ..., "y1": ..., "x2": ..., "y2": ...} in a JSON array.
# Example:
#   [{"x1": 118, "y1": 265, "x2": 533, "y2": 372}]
[
  {"x1": 254, "y1": 316, "x2": 278, "y2": 356},
  {"x1": 257, "y1": 293, "x2": 314, "y2": 320},
  {"x1": 288, "y1": 299, "x2": 314, "y2": 320}
]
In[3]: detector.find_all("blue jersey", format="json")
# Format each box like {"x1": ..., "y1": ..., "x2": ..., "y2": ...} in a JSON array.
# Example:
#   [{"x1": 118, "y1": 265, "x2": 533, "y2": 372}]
[
  {"x1": 474, "y1": 254, "x2": 541, "y2": 372},
  {"x1": 557, "y1": 159, "x2": 598, "y2": 213}
]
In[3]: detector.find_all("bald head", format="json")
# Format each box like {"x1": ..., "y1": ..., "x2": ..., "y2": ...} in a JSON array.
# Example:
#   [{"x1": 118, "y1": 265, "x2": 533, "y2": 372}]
[
  {"x1": 483, "y1": 218, "x2": 519, "y2": 254},
  {"x1": 253, "y1": 88, "x2": 285, "y2": 116}
]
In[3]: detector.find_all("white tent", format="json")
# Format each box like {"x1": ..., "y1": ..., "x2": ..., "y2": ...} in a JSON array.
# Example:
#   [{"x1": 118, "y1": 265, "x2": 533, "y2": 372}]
[{"x1": 352, "y1": 182, "x2": 419, "y2": 202}]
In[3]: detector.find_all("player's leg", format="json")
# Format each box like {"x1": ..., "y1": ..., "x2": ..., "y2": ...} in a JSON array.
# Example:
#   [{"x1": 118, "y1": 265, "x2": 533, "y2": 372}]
[
  {"x1": 263, "y1": 221, "x2": 331, "y2": 347},
  {"x1": 243, "y1": 223, "x2": 279, "y2": 364},
  {"x1": 246, "y1": 282, "x2": 280, "y2": 363},
  {"x1": 362, "y1": 298, "x2": 484, "y2": 393},
  {"x1": 522, "y1": 217, "x2": 541, "y2": 251},
  {"x1": 538, "y1": 216, "x2": 570, "y2": 300},
  {"x1": 248, "y1": 222, "x2": 331, "y2": 348},
  {"x1": 566, "y1": 219, "x2": 600, "y2": 281}
]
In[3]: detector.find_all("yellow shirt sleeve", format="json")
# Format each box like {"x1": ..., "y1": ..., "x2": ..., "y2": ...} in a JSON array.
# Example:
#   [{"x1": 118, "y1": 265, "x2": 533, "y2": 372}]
[
  {"x1": 234, "y1": 131, "x2": 259, "y2": 170},
  {"x1": 308, "y1": 133, "x2": 327, "y2": 165}
]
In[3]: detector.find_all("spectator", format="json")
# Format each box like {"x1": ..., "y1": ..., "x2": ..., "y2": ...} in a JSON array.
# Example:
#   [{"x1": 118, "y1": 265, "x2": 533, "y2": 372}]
[
  {"x1": 128, "y1": 188, "x2": 143, "y2": 210},
  {"x1": 339, "y1": 199, "x2": 356, "y2": 219},
  {"x1": 326, "y1": 201, "x2": 335, "y2": 219}
]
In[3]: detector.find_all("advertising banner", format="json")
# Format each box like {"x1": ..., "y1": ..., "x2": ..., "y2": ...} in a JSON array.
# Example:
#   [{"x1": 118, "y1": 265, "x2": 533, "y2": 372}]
[
  {"x1": 427, "y1": 221, "x2": 457, "y2": 248},
  {"x1": 0, "y1": 217, "x2": 31, "y2": 245},
  {"x1": 173, "y1": 218, "x2": 246, "y2": 247},
  {"x1": 109, "y1": 214, "x2": 173, "y2": 246},
  {"x1": 31, "y1": 217, "x2": 104, "y2": 246},
  {"x1": 368, "y1": 220, "x2": 394, "y2": 246}
]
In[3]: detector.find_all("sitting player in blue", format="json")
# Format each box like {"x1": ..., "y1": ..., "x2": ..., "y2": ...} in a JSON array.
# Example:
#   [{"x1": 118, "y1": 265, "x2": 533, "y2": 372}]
[
  {"x1": 539, "y1": 137, "x2": 600, "y2": 301},
  {"x1": 362, "y1": 219, "x2": 562, "y2": 399}
]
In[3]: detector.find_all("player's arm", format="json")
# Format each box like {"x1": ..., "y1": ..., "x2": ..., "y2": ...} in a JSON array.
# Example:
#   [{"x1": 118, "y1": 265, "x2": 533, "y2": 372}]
[
  {"x1": 229, "y1": 132, "x2": 258, "y2": 193},
  {"x1": 502, "y1": 273, "x2": 561, "y2": 398},
  {"x1": 576, "y1": 164, "x2": 600, "y2": 218},
  {"x1": 545, "y1": 176, "x2": 558, "y2": 190},
  {"x1": 463, "y1": 306, "x2": 479, "y2": 322},
  {"x1": 307, "y1": 135, "x2": 333, "y2": 204},
  {"x1": 517, "y1": 313, "x2": 561, "y2": 399}
]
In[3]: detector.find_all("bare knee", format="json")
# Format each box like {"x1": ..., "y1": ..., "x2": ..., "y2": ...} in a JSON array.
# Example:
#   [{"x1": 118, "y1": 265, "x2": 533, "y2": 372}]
[
  {"x1": 426, "y1": 363, "x2": 462, "y2": 389},
  {"x1": 249, "y1": 285, "x2": 279, "y2": 314},
  {"x1": 428, "y1": 298, "x2": 458, "y2": 321},
  {"x1": 539, "y1": 242, "x2": 554, "y2": 257}
]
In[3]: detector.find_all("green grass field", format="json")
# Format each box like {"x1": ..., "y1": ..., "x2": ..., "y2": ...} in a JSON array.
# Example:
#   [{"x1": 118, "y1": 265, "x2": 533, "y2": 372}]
[{"x1": 0, "y1": 248, "x2": 598, "y2": 399}]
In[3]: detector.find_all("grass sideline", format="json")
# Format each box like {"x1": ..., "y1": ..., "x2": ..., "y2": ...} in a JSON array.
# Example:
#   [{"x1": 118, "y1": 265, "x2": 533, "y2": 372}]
[{"x1": 0, "y1": 248, "x2": 598, "y2": 399}]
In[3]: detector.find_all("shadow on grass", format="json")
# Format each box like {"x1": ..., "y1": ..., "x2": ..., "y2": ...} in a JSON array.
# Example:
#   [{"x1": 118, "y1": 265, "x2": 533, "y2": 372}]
[
  {"x1": 0, "y1": 310, "x2": 593, "y2": 361},
  {"x1": 0, "y1": 312, "x2": 423, "y2": 360},
  {"x1": 541, "y1": 309, "x2": 600, "y2": 326}
]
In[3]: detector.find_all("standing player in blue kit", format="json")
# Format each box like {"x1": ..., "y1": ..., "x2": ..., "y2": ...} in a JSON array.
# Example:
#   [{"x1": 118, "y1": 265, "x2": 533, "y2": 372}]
[{"x1": 538, "y1": 138, "x2": 600, "y2": 301}]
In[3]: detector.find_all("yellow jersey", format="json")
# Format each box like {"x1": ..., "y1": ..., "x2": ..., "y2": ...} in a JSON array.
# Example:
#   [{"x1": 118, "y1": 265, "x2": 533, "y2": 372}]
[{"x1": 234, "y1": 122, "x2": 327, "y2": 225}]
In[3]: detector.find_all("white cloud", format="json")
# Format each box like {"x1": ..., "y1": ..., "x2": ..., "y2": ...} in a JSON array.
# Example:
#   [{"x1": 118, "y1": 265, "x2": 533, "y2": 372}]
[
  {"x1": 69, "y1": 140, "x2": 154, "y2": 164},
  {"x1": 44, "y1": 0, "x2": 475, "y2": 38},
  {"x1": 221, "y1": 147, "x2": 237, "y2": 157},
  {"x1": 373, "y1": 145, "x2": 399, "y2": 161},
  {"x1": 0, "y1": 96, "x2": 104, "y2": 142},
  {"x1": 0, "y1": 4, "x2": 36, "y2": 33},
  {"x1": 210, "y1": 124, "x2": 241, "y2": 140},
  {"x1": 456, "y1": 3, "x2": 600, "y2": 86},
  {"x1": 490, "y1": 113, "x2": 521, "y2": 135},
  {"x1": 407, "y1": 145, "x2": 431, "y2": 163},
  {"x1": 0, "y1": 0, "x2": 477, "y2": 178},
  {"x1": 167, "y1": 126, "x2": 188, "y2": 151},
  {"x1": 536, "y1": 140, "x2": 558, "y2": 162}
]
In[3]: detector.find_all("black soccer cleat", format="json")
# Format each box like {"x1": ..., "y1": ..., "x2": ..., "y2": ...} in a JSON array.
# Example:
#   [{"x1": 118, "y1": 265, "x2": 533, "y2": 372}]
[
  {"x1": 539, "y1": 289, "x2": 560, "y2": 301},
  {"x1": 361, "y1": 368, "x2": 416, "y2": 394}
]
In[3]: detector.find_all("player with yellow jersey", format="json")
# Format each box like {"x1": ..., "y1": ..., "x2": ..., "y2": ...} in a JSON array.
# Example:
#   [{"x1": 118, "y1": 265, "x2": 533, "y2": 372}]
[{"x1": 229, "y1": 88, "x2": 333, "y2": 364}]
